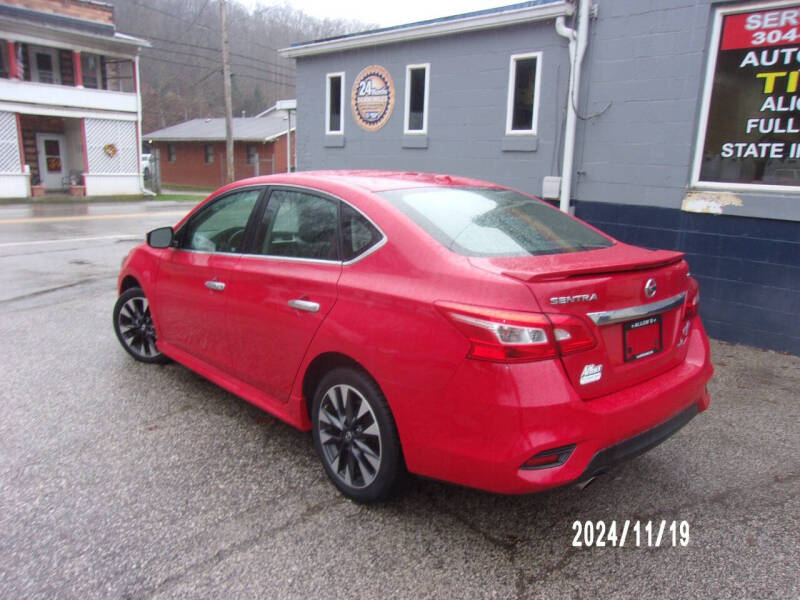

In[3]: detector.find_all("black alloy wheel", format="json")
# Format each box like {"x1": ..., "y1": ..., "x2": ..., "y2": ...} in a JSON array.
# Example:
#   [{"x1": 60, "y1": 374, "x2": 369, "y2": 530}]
[
  {"x1": 312, "y1": 367, "x2": 404, "y2": 502},
  {"x1": 113, "y1": 287, "x2": 169, "y2": 364}
]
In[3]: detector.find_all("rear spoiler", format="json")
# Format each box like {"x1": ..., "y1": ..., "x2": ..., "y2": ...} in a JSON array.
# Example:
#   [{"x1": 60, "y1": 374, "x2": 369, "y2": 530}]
[{"x1": 503, "y1": 251, "x2": 685, "y2": 282}]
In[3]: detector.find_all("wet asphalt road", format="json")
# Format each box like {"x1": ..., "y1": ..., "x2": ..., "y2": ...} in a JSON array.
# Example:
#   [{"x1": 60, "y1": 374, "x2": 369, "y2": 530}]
[{"x1": 0, "y1": 202, "x2": 798, "y2": 599}]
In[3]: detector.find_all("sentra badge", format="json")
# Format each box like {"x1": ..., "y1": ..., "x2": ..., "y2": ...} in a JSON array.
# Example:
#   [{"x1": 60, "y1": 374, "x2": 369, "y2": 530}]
[
  {"x1": 580, "y1": 364, "x2": 603, "y2": 385},
  {"x1": 550, "y1": 293, "x2": 598, "y2": 305}
]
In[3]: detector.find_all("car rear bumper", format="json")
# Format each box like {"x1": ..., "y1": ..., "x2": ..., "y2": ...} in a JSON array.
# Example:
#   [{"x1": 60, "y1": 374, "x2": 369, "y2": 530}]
[
  {"x1": 576, "y1": 402, "x2": 699, "y2": 483},
  {"x1": 402, "y1": 321, "x2": 713, "y2": 494}
]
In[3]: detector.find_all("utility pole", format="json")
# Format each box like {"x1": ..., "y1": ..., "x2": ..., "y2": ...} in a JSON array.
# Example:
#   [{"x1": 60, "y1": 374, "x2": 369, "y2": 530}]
[{"x1": 220, "y1": 0, "x2": 234, "y2": 183}]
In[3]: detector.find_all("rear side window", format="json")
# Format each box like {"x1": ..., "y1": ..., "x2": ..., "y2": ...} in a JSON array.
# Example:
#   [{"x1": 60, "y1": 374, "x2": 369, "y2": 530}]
[
  {"x1": 381, "y1": 187, "x2": 613, "y2": 257},
  {"x1": 341, "y1": 203, "x2": 382, "y2": 261},
  {"x1": 259, "y1": 190, "x2": 339, "y2": 260}
]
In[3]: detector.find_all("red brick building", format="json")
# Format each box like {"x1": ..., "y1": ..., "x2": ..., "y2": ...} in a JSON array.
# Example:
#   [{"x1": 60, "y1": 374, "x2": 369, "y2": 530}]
[{"x1": 145, "y1": 106, "x2": 296, "y2": 188}]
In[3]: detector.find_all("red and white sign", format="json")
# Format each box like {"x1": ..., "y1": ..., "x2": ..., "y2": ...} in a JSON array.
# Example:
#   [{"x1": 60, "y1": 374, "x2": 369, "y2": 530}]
[{"x1": 721, "y1": 5, "x2": 800, "y2": 50}]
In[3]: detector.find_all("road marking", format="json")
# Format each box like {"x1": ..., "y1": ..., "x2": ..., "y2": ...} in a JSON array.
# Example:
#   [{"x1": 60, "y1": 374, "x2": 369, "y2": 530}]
[
  {"x1": 0, "y1": 234, "x2": 142, "y2": 248},
  {"x1": 0, "y1": 210, "x2": 188, "y2": 225}
]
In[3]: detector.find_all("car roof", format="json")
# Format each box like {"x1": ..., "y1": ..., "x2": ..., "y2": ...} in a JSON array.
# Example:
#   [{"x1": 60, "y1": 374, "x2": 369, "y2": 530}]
[{"x1": 232, "y1": 170, "x2": 504, "y2": 193}]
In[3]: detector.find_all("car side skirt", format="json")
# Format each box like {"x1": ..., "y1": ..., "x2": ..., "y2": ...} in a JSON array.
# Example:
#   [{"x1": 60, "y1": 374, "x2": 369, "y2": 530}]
[{"x1": 158, "y1": 340, "x2": 310, "y2": 430}]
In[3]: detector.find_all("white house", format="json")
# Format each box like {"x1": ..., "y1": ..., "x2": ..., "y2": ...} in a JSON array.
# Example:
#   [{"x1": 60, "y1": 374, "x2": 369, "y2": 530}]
[{"x1": 0, "y1": 0, "x2": 149, "y2": 198}]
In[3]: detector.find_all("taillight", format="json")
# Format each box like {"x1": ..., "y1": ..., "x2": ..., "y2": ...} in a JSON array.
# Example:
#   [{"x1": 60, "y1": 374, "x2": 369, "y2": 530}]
[
  {"x1": 435, "y1": 301, "x2": 596, "y2": 363},
  {"x1": 548, "y1": 313, "x2": 597, "y2": 355},
  {"x1": 684, "y1": 277, "x2": 699, "y2": 321}
]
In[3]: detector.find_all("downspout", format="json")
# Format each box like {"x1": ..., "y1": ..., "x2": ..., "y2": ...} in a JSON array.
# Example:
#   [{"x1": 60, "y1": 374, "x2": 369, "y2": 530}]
[
  {"x1": 134, "y1": 55, "x2": 155, "y2": 197},
  {"x1": 555, "y1": 0, "x2": 590, "y2": 213}
]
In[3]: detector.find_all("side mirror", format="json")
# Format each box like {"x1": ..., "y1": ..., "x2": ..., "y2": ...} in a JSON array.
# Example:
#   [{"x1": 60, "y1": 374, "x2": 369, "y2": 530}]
[{"x1": 147, "y1": 226, "x2": 174, "y2": 249}]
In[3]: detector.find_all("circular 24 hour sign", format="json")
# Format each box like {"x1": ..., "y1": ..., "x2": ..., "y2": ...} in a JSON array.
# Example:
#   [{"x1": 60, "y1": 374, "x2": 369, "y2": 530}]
[{"x1": 351, "y1": 65, "x2": 395, "y2": 131}]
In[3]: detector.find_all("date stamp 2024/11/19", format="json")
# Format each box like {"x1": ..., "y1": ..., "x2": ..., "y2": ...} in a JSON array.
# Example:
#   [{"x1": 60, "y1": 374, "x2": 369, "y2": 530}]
[{"x1": 572, "y1": 520, "x2": 690, "y2": 548}]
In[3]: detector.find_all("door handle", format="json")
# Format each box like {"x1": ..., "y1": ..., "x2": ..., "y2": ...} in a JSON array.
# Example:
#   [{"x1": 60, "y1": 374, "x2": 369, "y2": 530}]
[
  {"x1": 204, "y1": 280, "x2": 226, "y2": 291},
  {"x1": 288, "y1": 299, "x2": 320, "y2": 313}
]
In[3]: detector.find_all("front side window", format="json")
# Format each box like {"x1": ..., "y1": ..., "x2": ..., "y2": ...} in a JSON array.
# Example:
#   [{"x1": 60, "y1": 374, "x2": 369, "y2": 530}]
[
  {"x1": 382, "y1": 187, "x2": 613, "y2": 257},
  {"x1": 259, "y1": 190, "x2": 339, "y2": 260},
  {"x1": 404, "y1": 63, "x2": 429, "y2": 134},
  {"x1": 505, "y1": 52, "x2": 541, "y2": 134},
  {"x1": 204, "y1": 144, "x2": 214, "y2": 164},
  {"x1": 326, "y1": 72, "x2": 344, "y2": 134},
  {"x1": 168, "y1": 144, "x2": 176, "y2": 162},
  {"x1": 181, "y1": 189, "x2": 261, "y2": 253}
]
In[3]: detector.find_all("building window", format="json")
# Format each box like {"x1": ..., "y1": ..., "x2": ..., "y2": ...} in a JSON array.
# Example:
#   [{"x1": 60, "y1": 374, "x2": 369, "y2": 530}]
[
  {"x1": 247, "y1": 144, "x2": 257, "y2": 164},
  {"x1": 81, "y1": 53, "x2": 101, "y2": 89},
  {"x1": 505, "y1": 52, "x2": 541, "y2": 135},
  {"x1": 204, "y1": 144, "x2": 214, "y2": 164},
  {"x1": 0, "y1": 42, "x2": 8, "y2": 79},
  {"x1": 326, "y1": 72, "x2": 344, "y2": 134},
  {"x1": 29, "y1": 46, "x2": 60, "y2": 85},
  {"x1": 692, "y1": 2, "x2": 800, "y2": 191},
  {"x1": 168, "y1": 144, "x2": 176, "y2": 163},
  {"x1": 404, "y1": 63, "x2": 430, "y2": 134}
]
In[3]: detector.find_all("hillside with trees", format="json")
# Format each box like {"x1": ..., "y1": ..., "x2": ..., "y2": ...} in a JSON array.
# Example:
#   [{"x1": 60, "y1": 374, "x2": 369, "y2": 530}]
[{"x1": 111, "y1": 0, "x2": 370, "y2": 133}]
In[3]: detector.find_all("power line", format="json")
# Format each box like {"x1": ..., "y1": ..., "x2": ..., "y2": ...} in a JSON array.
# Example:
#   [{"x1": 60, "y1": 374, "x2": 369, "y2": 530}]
[
  {"x1": 140, "y1": 55, "x2": 212, "y2": 70},
  {"x1": 142, "y1": 46, "x2": 218, "y2": 66},
  {"x1": 127, "y1": 0, "x2": 287, "y2": 56},
  {"x1": 140, "y1": 54, "x2": 291, "y2": 88},
  {"x1": 192, "y1": 67, "x2": 221, "y2": 87},
  {"x1": 181, "y1": 0, "x2": 211, "y2": 35},
  {"x1": 128, "y1": 0, "x2": 214, "y2": 31},
  {"x1": 231, "y1": 72, "x2": 296, "y2": 87},
  {"x1": 143, "y1": 46, "x2": 293, "y2": 82},
  {"x1": 143, "y1": 33, "x2": 294, "y2": 74}
]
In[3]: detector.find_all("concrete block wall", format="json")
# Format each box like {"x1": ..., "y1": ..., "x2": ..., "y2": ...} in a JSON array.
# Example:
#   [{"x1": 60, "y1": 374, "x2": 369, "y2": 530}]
[
  {"x1": 574, "y1": 0, "x2": 713, "y2": 210},
  {"x1": 575, "y1": 200, "x2": 800, "y2": 355},
  {"x1": 293, "y1": 0, "x2": 800, "y2": 354},
  {"x1": 576, "y1": 0, "x2": 800, "y2": 221},
  {"x1": 295, "y1": 20, "x2": 570, "y2": 196}
]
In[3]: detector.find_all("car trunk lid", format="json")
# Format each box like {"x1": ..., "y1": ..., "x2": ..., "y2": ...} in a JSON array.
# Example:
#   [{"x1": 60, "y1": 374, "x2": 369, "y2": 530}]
[{"x1": 469, "y1": 243, "x2": 692, "y2": 399}]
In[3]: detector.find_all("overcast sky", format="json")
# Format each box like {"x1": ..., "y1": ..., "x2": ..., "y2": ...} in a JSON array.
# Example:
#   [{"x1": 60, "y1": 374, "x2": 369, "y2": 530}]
[{"x1": 239, "y1": 0, "x2": 517, "y2": 28}]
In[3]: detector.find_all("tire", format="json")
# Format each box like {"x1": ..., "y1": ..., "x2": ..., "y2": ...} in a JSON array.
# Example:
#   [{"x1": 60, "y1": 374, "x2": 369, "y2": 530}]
[
  {"x1": 112, "y1": 287, "x2": 170, "y2": 364},
  {"x1": 312, "y1": 367, "x2": 404, "y2": 503}
]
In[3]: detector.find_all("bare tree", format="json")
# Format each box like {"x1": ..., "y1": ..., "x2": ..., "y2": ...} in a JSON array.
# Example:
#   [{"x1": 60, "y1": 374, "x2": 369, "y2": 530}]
[{"x1": 111, "y1": 0, "x2": 373, "y2": 132}]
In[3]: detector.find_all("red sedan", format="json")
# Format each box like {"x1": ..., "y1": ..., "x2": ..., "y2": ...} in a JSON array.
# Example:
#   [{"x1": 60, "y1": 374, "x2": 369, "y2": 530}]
[{"x1": 113, "y1": 171, "x2": 713, "y2": 502}]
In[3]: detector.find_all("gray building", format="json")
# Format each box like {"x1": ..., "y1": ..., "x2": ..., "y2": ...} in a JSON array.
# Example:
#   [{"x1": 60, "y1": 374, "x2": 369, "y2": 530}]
[{"x1": 281, "y1": 0, "x2": 800, "y2": 355}]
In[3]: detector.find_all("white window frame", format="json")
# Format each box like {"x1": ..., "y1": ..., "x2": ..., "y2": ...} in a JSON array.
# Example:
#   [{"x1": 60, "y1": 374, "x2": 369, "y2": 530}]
[
  {"x1": 404, "y1": 63, "x2": 430, "y2": 135},
  {"x1": 505, "y1": 51, "x2": 542, "y2": 136},
  {"x1": 691, "y1": 0, "x2": 800, "y2": 194},
  {"x1": 325, "y1": 71, "x2": 345, "y2": 135},
  {"x1": 29, "y1": 45, "x2": 61, "y2": 85}
]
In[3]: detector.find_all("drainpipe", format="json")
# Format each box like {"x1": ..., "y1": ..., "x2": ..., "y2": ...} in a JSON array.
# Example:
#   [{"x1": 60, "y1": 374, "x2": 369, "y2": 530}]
[
  {"x1": 555, "y1": 0, "x2": 590, "y2": 213},
  {"x1": 134, "y1": 55, "x2": 155, "y2": 197}
]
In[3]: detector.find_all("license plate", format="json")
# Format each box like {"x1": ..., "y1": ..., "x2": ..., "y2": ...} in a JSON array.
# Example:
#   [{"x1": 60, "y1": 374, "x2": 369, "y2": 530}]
[{"x1": 623, "y1": 315, "x2": 662, "y2": 362}]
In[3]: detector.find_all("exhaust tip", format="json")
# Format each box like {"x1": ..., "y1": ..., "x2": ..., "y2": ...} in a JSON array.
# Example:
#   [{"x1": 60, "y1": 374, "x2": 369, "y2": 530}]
[{"x1": 575, "y1": 471, "x2": 605, "y2": 491}]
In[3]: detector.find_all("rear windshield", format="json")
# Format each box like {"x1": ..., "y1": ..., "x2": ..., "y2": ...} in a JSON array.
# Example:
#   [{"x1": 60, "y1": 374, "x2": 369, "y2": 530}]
[{"x1": 380, "y1": 187, "x2": 613, "y2": 257}]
